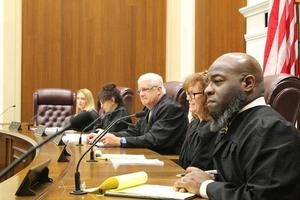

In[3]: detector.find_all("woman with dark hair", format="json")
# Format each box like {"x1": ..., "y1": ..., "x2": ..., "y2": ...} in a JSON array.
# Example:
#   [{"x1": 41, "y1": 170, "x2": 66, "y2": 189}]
[{"x1": 92, "y1": 83, "x2": 132, "y2": 132}]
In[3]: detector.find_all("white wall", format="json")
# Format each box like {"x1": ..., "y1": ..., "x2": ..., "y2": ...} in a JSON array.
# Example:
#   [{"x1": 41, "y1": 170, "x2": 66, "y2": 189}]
[
  {"x1": 0, "y1": 0, "x2": 4, "y2": 122},
  {"x1": 166, "y1": 0, "x2": 195, "y2": 82},
  {"x1": 239, "y1": 0, "x2": 269, "y2": 67},
  {"x1": 0, "y1": 0, "x2": 21, "y2": 123}
]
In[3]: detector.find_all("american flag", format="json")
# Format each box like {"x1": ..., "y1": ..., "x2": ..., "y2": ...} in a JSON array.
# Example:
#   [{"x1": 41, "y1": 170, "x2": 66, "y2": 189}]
[{"x1": 263, "y1": 0, "x2": 299, "y2": 76}]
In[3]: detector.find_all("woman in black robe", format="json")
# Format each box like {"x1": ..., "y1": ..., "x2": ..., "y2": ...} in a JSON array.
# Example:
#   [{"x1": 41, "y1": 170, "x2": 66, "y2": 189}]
[
  {"x1": 92, "y1": 83, "x2": 132, "y2": 133},
  {"x1": 178, "y1": 71, "x2": 217, "y2": 169}
]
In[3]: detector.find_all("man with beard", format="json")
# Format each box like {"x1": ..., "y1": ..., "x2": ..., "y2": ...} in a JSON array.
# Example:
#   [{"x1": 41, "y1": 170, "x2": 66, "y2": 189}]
[{"x1": 174, "y1": 53, "x2": 300, "y2": 199}]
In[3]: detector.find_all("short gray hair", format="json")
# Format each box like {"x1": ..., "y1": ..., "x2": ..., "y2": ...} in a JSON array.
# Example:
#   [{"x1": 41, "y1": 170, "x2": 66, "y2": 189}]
[{"x1": 137, "y1": 72, "x2": 166, "y2": 94}]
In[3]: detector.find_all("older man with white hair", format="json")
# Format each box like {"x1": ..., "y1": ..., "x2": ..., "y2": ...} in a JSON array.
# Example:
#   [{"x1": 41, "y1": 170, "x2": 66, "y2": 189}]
[{"x1": 87, "y1": 72, "x2": 188, "y2": 155}]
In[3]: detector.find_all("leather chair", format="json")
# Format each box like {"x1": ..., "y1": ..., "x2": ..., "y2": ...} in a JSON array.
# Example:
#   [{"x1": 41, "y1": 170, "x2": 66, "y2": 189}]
[
  {"x1": 96, "y1": 86, "x2": 134, "y2": 114},
  {"x1": 163, "y1": 81, "x2": 189, "y2": 113},
  {"x1": 33, "y1": 88, "x2": 76, "y2": 127},
  {"x1": 263, "y1": 73, "x2": 300, "y2": 129},
  {"x1": 163, "y1": 81, "x2": 189, "y2": 163}
]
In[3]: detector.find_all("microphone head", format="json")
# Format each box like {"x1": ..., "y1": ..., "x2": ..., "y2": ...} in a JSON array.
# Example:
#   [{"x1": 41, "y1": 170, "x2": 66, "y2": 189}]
[
  {"x1": 135, "y1": 111, "x2": 147, "y2": 118},
  {"x1": 70, "y1": 110, "x2": 98, "y2": 130}
]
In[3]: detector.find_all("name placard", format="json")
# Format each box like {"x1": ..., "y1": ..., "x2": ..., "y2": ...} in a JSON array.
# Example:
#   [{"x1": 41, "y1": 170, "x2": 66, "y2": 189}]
[{"x1": 9, "y1": 121, "x2": 22, "y2": 131}]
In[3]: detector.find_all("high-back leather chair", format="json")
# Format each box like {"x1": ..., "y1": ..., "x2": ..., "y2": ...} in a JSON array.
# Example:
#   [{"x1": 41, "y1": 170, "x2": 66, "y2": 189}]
[
  {"x1": 263, "y1": 73, "x2": 300, "y2": 129},
  {"x1": 97, "y1": 86, "x2": 134, "y2": 114},
  {"x1": 33, "y1": 88, "x2": 76, "y2": 127},
  {"x1": 164, "y1": 81, "x2": 189, "y2": 113}
]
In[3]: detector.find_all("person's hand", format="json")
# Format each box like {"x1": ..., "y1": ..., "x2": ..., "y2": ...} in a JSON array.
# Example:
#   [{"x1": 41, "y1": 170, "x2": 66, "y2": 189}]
[
  {"x1": 173, "y1": 167, "x2": 213, "y2": 195},
  {"x1": 100, "y1": 133, "x2": 121, "y2": 147},
  {"x1": 86, "y1": 132, "x2": 98, "y2": 144}
]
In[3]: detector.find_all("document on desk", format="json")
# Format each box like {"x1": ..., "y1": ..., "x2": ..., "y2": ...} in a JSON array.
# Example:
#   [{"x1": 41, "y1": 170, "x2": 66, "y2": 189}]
[
  {"x1": 62, "y1": 132, "x2": 85, "y2": 143},
  {"x1": 95, "y1": 153, "x2": 164, "y2": 168},
  {"x1": 98, "y1": 154, "x2": 146, "y2": 160},
  {"x1": 44, "y1": 127, "x2": 63, "y2": 135},
  {"x1": 110, "y1": 158, "x2": 164, "y2": 168},
  {"x1": 83, "y1": 171, "x2": 195, "y2": 200},
  {"x1": 105, "y1": 184, "x2": 196, "y2": 200}
]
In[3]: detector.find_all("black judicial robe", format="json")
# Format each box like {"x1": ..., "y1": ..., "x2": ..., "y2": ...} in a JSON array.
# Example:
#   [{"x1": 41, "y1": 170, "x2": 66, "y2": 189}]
[
  {"x1": 113, "y1": 95, "x2": 189, "y2": 155},
  {"x1": 93, "y1": 105, "x2": 131, "y2": 132},
  {"x1": 179, "y1": 119, "x2": 217, "y2": 169},
  {"x1": 207, "y1": 106, "x2": 300, "y2": 200}
]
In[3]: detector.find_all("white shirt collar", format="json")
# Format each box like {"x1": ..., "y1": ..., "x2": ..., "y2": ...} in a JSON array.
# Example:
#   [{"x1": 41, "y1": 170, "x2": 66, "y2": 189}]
[{"x1": 240, "y1": 96, "x2": 268, "y2": 113}]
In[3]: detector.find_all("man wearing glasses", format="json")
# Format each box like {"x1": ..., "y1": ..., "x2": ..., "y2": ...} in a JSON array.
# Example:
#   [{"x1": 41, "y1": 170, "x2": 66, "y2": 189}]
[{"x1": 87, "y1": 72, "x2": 189, "y2": 155}]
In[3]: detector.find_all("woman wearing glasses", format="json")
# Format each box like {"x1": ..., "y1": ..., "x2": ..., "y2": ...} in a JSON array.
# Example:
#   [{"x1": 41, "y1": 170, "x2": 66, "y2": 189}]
[{"x1": 178, "y1": 71, "x2": 217, "y2": 169}]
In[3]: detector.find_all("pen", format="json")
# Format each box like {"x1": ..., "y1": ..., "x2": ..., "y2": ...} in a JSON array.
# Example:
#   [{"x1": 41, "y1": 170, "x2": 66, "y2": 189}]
[
  {"x1": 176, "y1": 173, "x2": 186, "y2": 177},
  {"x1": 205, "y1": 169, "x2": 218, "y2": 175},
  {"x1": 96, "y1": 157, "x2": 109, "y2": 161},
  {"x1": 176, "y1": 169, "x2": 218, "y2": 177}
]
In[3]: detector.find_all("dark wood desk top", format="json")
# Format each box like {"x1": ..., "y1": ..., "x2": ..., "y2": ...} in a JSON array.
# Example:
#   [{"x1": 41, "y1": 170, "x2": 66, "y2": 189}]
[{"x1": 0, "y1": 127, "x2": 203, "y2": 199}]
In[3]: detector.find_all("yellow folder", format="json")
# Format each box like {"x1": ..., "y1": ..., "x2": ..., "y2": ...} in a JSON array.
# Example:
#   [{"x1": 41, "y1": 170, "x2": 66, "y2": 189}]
[{"x1": 83, "y1": 171, "x2": 148, "y2": 194}]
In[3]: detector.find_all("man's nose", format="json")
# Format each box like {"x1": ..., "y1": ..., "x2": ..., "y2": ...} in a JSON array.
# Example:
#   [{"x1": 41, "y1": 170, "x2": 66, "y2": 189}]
[{"x1": 204, "y1": 83, "x2": 213, "y2": 96}]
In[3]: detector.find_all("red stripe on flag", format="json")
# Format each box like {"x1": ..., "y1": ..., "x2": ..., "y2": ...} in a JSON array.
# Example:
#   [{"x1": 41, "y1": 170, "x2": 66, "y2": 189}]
[
  {"x1": 263, "y1": 0, "x2": 279, "y2": 70},
  {"x1": 263, "y1": 0, "x2": 299, "y2": 76}
]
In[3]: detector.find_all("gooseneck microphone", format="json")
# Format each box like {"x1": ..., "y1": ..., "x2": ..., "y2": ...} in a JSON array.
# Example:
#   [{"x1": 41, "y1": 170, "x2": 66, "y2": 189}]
[
  {"x1": 77, "y1": 110, "x2": 101, "y2": 146},
  {"x1": 70, "y1": 111, "x2": 146, "y2": 195},
  {"x1": 0, "y1": 105, "x2": 16, "y2": 118},
  {"x1": 0, "y1": 111, "x2": 96, "y2": 179}
]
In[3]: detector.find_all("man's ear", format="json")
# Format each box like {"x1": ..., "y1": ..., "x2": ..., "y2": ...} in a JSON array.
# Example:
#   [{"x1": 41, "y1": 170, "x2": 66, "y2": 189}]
[{"x1": 242, "y1": 74, "x2": 255, "y2": 92}]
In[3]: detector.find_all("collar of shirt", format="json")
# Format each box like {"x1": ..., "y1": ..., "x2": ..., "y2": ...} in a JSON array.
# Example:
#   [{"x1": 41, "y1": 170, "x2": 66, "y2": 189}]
[
  {"x1": 239, "y1": 96, "x2": 268, "y2": 113},
  {"x1": 148, "y1": 95, "x2": 166, "y2": 117}
]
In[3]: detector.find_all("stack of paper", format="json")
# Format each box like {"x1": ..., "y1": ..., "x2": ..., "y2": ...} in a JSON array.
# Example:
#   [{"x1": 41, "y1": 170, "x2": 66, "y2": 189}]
[
  {"x1": 105, "y1": 184, "x2": 196, "y2": 200},
  {"x1": 110, "y1": 158, "x2": 164, "y2": 168},
  {"x1": 95, "y1": 153, "x2": 164, "y2": 168}
]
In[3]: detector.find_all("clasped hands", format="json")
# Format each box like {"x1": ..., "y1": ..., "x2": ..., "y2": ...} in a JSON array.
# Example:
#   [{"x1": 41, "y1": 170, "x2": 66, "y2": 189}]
[
  {"x1": 86, "y1": 129, "x2": 121, "y2": 147},
  {"x1": 173, "y1": 167, "x2": 214, "y2": 196}
]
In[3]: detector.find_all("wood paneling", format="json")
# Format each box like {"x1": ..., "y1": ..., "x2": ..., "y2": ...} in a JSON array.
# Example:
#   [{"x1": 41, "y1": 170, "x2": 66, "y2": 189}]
[
  {"x1": 22, "y1": 0, "x2": 166, "y2": 122},
  {"x1": 195, "y1": 0, "x2": 246, "y2": 72},
  {"x1": 0, "y1": 129, "x2": 35, "y2": 182}
]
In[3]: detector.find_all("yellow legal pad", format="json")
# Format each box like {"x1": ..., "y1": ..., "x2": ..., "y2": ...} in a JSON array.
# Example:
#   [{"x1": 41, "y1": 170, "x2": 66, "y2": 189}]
[
  {"x1": 83, "y1": 171, "x2": 196, "y2": 200},
  {"x1": 83, "y1": 171, "x2": 148, "y2": 193}
]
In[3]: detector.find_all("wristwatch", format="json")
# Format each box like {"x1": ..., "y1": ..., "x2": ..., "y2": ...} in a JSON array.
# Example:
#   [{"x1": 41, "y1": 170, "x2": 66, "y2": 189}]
[{"x1": 120, "y1": 137, "x2": 127, "y2": 147}]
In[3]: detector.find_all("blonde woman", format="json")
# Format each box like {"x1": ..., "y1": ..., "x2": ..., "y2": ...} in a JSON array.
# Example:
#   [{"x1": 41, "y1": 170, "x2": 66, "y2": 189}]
[{"x1": 76, "y1": 88, "x2": 95, "y2": 114}]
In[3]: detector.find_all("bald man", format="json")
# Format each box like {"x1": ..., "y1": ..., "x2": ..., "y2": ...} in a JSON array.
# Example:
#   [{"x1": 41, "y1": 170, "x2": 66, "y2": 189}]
[{"x1": 174, "y1": 53, "x2": 300, "y2": 199}]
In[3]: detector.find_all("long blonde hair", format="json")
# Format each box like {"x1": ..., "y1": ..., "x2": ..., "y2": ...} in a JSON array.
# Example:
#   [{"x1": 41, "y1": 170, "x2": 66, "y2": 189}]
[{"x1": 76, "y1": 88, "x2": 95, "y2": 113}]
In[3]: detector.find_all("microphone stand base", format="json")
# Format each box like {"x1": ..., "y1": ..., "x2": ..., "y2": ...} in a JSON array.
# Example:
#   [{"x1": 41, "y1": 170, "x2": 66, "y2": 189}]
[
  {"x1": 86, "y1": 159, "x2": 98, "y2": 162},
  {"x1": 70, "y1": 190, "x2": 87, "y2": 195},
  {"x1": 76, "y1": 143, "x2": 84, "y2": 146}
]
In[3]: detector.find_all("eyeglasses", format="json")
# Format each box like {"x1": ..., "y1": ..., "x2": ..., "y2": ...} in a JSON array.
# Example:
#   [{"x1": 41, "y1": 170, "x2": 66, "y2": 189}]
[
  {"x1": 185, "y1": 91, "x2": 204, "y2": 99},
  {"x1": 137, "y1": 86, "x2": 159, "y2": 94}
]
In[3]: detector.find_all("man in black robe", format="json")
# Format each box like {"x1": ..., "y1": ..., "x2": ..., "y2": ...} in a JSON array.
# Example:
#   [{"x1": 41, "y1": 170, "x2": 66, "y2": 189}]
[
  {"x1": 174, "y1": 53, "x2": 300, "y2": 199},
  {"x1": 87, "y1": 72, "x2": 188, "y2": 155}
]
